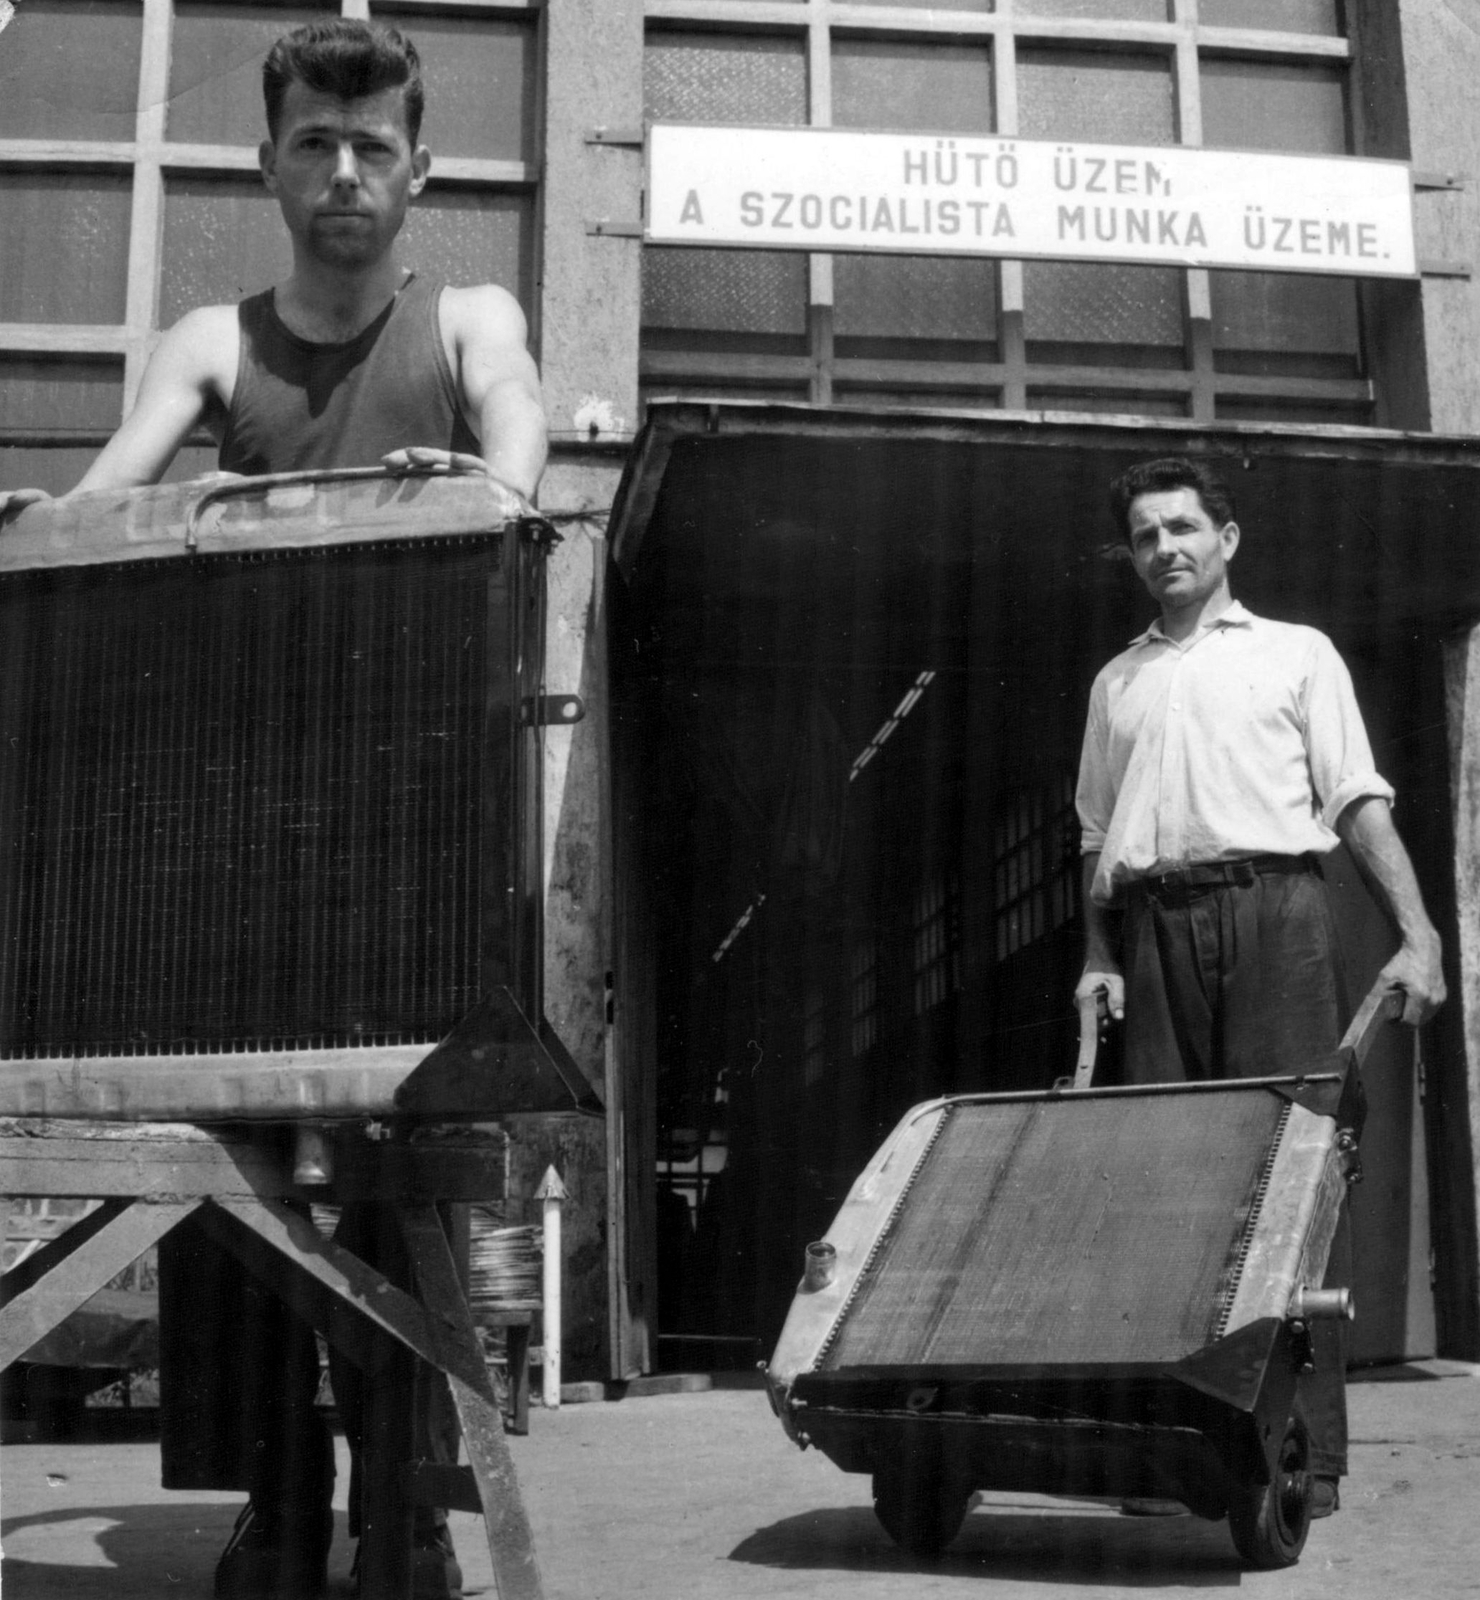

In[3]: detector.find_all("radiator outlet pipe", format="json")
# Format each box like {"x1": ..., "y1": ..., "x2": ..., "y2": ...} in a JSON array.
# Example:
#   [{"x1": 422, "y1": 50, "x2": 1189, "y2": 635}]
[
  {"x1": 802, "y1": 1241, "x2": 837, "y2": 1292},
  {"x1": 292, "y1": 1124, "x2": 334, "y2": 1186},
  {"x1": 535, "y1": 1166, "x2": 567, "y2": 1409},
  {"x1": 1288, "y1": 1286, "x2": 1354, "y2": 1321}
]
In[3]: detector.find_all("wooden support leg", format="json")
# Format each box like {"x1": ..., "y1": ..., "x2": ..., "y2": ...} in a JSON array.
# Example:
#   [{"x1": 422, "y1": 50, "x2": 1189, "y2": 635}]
[
  {"x1": 399, "y1": 1206, "x2": 544, "y2": 1600},
  {"x1": 1, "y1": 1198, "x2": 130, "y2": 1301},
  {"x1": 506, "y1": 1322, "x2": 531, "y2": 1437},
  {"x1": 0, "y1": 1199, "x2": 200, "y2": 1369},
  {"x1": 360, "y1": 1331, "x2": 416, "y2": 1600},
  {"x1": 193, "y1": 1199, "x2": 481, "y2": 1383}
]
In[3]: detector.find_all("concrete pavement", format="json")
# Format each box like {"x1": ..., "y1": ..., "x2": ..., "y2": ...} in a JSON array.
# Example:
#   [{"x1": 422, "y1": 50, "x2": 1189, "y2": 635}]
[{"x1": 3, "y1": 1361, "x2": 1478, "y2": 1599}]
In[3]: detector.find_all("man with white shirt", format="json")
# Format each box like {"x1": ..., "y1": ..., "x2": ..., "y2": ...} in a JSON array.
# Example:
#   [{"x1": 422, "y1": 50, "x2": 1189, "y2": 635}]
[{"x1": 1074, "y1": 454, "x2": 1446, "y2": 1518}]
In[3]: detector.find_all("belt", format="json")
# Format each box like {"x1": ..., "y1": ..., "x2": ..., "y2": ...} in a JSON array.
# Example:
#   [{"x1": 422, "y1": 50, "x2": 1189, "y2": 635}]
[{"x1": 1135, "y1": 853, "x2": 1320, "y2": 898}]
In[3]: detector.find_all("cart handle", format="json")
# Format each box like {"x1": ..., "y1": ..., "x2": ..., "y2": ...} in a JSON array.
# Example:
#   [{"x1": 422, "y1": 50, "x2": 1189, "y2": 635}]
[
  {"x1": 1073, "y1": 992, "x2": 1101, "y2": 1090},
  {"x1": 1338, "y1": 979, "x2": 1407, "y2": 1072}
]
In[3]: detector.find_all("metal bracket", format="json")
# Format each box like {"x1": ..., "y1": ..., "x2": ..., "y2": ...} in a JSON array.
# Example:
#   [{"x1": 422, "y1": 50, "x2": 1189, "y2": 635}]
[
  {"x1": 1287, "y1": 1319, "x2": 1316, "y2": 1376},
  {"x1": 533, "y1": 695, "x2": 586, "y2": 727},
  {"x1": 1419, "y1": 258, "x2": 1472, "y2": 280},
  {"x1": 585, "y1": 127, "x2": 644, "y2": 149},
  {"x1": 585, "y1": 218, "x2": 644, "y2": 238},
  {"x1": 1412, "y1": 170, "x2": 1467, "y2": 192}
]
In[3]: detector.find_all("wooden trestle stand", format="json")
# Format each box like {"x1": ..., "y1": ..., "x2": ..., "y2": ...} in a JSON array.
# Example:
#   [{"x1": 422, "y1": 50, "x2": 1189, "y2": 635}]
[{"x1": 0, "y1": 474, "x2": 602, "y2": 1600}]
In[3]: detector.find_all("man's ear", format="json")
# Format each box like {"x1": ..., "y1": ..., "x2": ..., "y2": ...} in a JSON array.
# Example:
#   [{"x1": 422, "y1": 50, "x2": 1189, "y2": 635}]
[
  {"x1": 259, "y1": 138, "x2": 278, "y2": 193},
  {"x1": 409, "y1": 145, "x2": 431, "y2": 198},
  {"x1": 1220, "y1": 520, "x2": 1240, "y2": 562}
]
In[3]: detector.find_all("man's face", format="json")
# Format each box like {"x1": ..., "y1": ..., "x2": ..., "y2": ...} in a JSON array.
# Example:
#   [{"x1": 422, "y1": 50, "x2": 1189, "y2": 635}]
[
  {"x1": 260, "y1": 81, "x2": 430, "y2": 270},
  {"x1": 1126, "y1": 486, "x2": 1239, "y2": 613}
]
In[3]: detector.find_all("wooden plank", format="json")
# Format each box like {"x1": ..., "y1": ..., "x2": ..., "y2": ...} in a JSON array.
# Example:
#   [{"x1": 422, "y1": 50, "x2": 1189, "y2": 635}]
[
  {"x1": 0, "y1": 1127, "x2": 299, "y2": 1199},
  {"x1": 0, "y1": 1199, "x2": 199, "y2": 1368},
  {"x1": 334, "y1": 1133, "x2": 510, "y2": 1205},
  {"x1": 0, "y1": 1199, "x2": 127, "y2": 1300},
  {"x1": 400, "y1": 1205, "x2": 544, "y2": 1600}
]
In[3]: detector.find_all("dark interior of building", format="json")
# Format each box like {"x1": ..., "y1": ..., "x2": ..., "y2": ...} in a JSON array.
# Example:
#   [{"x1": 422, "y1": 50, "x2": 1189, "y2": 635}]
[{"x1": 612, "y1": 416, "x2": 1475, "y2": 1366}]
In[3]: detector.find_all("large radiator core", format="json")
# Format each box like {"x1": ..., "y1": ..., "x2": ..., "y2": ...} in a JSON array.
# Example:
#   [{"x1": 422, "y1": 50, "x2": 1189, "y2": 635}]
[{"x1": 1, "y1": 535, "x2": 513, "y2": 1060}]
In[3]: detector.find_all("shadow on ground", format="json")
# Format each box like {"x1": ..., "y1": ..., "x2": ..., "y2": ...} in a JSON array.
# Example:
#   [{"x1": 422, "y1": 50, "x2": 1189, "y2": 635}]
[
  {"x1": 0, "y1": 1504, "x2": 358, "y2": 1599},
  {"x1": 729, "y1": 1502, "x2": 1249, "y2": 1588}
]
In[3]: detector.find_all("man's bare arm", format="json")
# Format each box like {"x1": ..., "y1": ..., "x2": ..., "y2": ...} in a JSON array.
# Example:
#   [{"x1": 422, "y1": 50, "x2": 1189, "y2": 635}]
[
  {"x1": 385, "y1": 284, "x2": 546, "y2": 499},
  {"x1": 1335, "y1": 795, "x2": 1446, "y2": 1026},
  {"x1": 75, "y1": 307, "x2": 236, "y2": 493},
  {"x1": 2, "y1": 307, "x2": 234, "y2": 525},
  {"x1": 1075, "y1": 851, "x2": 1125, "y2": 1024}
]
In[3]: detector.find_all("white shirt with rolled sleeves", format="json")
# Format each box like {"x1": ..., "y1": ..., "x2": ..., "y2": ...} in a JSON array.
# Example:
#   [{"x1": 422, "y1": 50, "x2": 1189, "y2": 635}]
[{"x1": 1075, "y1": 602, "x2": 1394, "y2": 908}]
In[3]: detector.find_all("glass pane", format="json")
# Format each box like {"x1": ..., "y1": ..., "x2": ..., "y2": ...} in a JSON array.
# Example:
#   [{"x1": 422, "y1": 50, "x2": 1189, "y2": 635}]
[
  {"x1": 160, "y1": 177, "x2": 291, "y2": 325},
  {"x1": 834, "y1": 256, "x2": 996, "y2": 344},
  {"x1": 1216, "y1": 397, "x2": 1370, "y2": 425},
  {"x1": 646, "y1": 33, "x2": 807, "y2": 125},
  {"x1": 834, "y1": 387, "x2": 1001, "y2": 409},
  {"x1": 401, "y1": 192, "x2": 535, "y2": 311},
  {"x1": 0, "y1": 357, "x2": 123, "y2": 431},
  {"x1": 1028, "y1": 390, "x2": 1187, "y2": 417},
  {"x1": 0, "y1": 0, "x2": 142, "y2": 142},
  {"x1": 1018, "y1": 0, "x2": 1167, "y2": 18},
  {"x1": 1201, "y1": 62, "x2": 1347, "y2": 154},
  {"x1": 1024, "y1": 262, "x2": 1183, "y2": 352},
  {"x1": 643, "y1": 249, "x2": 806, "y2": 336},
  {"x1": 169, "y1": 5, "x2": 335, "y2": 147},
  {"x1": 1017, "y1": 50, "x2": 1174, "y2": 144},
  {"x1": 1201, "y1": 0, "x2": 1341, "y2": 35},
  {"x1": 0, "y1": 173, "x2": 132, "y2": 324},
  {"x1": 0, "y1": 446, "x2": 102, "y2": 498},
  {"x1": 373, "y1": 12, "x2": 537, "y2": 162},
  {"x1": 1210, "y1": 271, "x2": 1359, "y2": 358},
  {"x1": 849, "y1": 0, "x2": 990, "y2": 9},
  {"x1": 833, "y1": 41, "x2": 993, "y2": 134}
]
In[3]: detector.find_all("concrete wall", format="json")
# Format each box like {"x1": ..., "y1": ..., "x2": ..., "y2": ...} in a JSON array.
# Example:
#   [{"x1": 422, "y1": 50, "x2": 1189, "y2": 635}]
[
  {"x1": 1399, "y1": 0, "x2": 1480, "y2": 436},
  {"x1": 1403, "y1": 0, "x2": 1480, "y2": 1357},
  {"x1": 527, "y1": 0, "x2": 645, "y2": 1378}
]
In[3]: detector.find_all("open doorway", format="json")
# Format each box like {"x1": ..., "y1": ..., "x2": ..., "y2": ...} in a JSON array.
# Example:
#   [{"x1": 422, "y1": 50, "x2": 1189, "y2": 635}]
[{"x1": 610, "y1": 406, "x2": 1476, "y2": 1372}]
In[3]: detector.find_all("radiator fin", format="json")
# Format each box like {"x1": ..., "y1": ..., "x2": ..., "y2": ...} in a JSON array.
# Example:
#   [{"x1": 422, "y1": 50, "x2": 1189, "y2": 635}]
[{"x1": 0, "y1": 539, "x2": 500, "y2": 1058}]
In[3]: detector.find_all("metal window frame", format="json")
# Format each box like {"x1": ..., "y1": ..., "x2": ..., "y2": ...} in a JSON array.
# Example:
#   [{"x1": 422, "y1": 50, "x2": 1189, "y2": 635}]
[
  {"x1": 0, "y1": 0, "x2": 541, "y2": 422},
  {"x1": 639, "y1": 0, "x2": 1373, "y2": 421}
]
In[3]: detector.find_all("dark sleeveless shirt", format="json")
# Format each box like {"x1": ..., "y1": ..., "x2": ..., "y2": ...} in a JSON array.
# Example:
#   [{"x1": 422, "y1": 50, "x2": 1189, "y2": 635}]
[{"x1": 218, "y1": 273, "x2": 480, "y2": 475}]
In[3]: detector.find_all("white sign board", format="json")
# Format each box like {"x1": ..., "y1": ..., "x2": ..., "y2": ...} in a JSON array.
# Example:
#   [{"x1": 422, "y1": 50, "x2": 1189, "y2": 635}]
[{"x1": 647, "y1": 124, "x2": 1417, "y2": 279}]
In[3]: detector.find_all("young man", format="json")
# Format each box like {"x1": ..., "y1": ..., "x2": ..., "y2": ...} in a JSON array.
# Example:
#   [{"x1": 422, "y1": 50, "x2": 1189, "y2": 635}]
[
  {"x1": 0, "y1": 19, "x2": 544, "y2": 516},
  {"x1": 3, "y1": 22, "x2": 547, "y2": 1600},
  {"x1": 1074, "y1": 455, "x2": 1445, "y2": 1519}
]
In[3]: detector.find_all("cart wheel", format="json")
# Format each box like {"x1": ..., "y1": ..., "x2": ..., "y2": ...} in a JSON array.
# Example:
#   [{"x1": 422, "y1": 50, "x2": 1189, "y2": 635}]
[
  {"x1": 1227, "y1": 1417, "x2": 1313, "y2": 1569},
  {"x1": 872, "y1": 1460, "x2": 971, "y2": 1559}
]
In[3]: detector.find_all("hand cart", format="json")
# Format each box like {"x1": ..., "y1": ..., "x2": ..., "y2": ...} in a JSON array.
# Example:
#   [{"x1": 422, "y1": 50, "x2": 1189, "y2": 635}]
[{"x1": 765, "y1": 979, "x2": 1401, "y2": 1570}]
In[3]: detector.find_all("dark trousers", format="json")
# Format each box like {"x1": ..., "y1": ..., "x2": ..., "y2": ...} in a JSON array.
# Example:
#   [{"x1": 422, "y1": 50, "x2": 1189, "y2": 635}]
[
  {"x1": 158, "y1": 1212, "x2": 329, "y2": 1510},
  {"x1": 159, "y1": 1201, "x2": 459, "y2": 1530},
  {"x1": 1122, "y1": 864, "x2": 1351, "y2": 1478}
]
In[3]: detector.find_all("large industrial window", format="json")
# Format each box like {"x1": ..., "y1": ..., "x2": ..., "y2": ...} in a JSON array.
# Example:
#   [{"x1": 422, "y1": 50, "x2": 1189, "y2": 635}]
[
  {"x1": 641, "y1": 0, "x2": 1377, "y2": 424},
  {"x1": 0, "y1": 0, "x2": 539, "y2": 494}
]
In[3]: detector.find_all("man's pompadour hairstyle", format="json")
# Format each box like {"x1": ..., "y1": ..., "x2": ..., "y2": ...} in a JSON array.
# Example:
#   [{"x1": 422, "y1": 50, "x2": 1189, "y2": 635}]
[
  {"x1": 263, "y1": 20, "x2": 425, "y2": 145},
  {"x1": 1108, "y1": 456, "x2": 1236, "y2": 543}
]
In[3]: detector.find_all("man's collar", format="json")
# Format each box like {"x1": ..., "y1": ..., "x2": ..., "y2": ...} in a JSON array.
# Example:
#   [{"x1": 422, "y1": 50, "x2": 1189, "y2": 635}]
[{"x1": 1130, "y1": 598, "x2": 1254, "y2": 647}]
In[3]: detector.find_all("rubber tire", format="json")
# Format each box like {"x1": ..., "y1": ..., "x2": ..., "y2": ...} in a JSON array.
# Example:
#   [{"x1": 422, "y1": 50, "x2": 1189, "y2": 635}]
[
  {"x1": 1227, "y1": 1417, "x2": 1314, "y2": 1570},
  {"x1": 872, "y1": 1460, "x2": 971, "y2": 1559}
]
